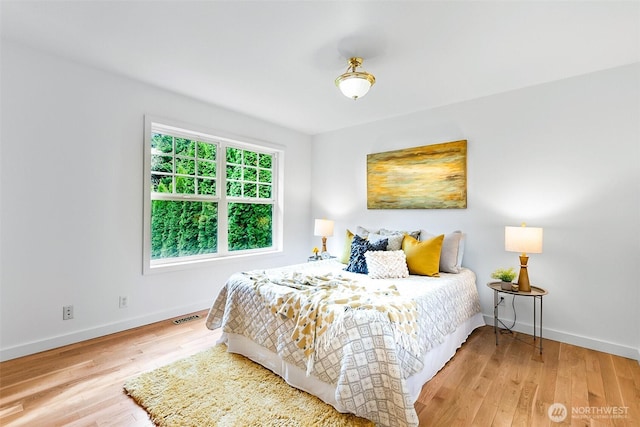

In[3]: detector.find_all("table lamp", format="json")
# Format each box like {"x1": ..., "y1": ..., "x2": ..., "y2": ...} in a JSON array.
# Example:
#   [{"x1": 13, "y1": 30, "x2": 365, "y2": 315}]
[
  {"x1": 314, "y1": 219, "x2": 334, "y2": 258},
  {"x1": 505, "y1": 223, "x2": 543, "y2": 292}
]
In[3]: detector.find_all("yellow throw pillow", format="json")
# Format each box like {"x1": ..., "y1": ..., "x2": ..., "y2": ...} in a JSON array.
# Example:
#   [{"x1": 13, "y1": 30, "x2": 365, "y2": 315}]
[
  {"x1": 339, "y1": 229, "x2": 355, "y2": 264},
  {"x1": 402, "y1": 234, "x2": 444, "y2": 277}
]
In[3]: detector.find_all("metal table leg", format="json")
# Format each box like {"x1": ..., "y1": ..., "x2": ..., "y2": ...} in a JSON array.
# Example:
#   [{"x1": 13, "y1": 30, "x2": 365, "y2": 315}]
[
  {"x1": 533, "y1": 296, "x2": 537, "y2": 341},
  {"x1": 493, "y1": 289, "x2": 498, "y2": 346},
  {"x1": 539, "y1": 295, "x2": 543, "y2": 354}
]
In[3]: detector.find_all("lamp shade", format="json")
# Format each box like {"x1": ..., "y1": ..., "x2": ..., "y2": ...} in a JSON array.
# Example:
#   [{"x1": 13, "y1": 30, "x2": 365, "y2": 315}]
[
  {"x1": 337, "y1": 76, "x2": 373, "y2": 100},
  {"x1": 314, "y1": 219, "x2": 334, "y2": 237},
  {"x1": 505, "y1": 225, "x2": 543, "y2": 254}
]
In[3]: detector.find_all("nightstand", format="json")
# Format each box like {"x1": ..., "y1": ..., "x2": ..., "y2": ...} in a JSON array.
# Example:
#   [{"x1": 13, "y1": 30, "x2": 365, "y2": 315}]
[{"x1": 487, "y1": 282, "x2": 548, "y2": 354}]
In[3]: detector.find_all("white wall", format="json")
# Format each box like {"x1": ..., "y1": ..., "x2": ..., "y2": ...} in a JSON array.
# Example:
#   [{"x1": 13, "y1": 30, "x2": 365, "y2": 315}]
[
  {"x1": 312, "y1": 64, "x2": 640, "y2": 361},
  {"x1": 0, "y1": 41, "x2": 312, "y2": 361}
]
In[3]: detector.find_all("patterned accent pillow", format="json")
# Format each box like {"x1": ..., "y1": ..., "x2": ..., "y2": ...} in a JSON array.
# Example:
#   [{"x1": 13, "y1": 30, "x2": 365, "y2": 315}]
[
  {"x1": 365, "y1": 250, "x2": 409, "y2": 279},
  {"x1": 344, "y1": 235, "x2": 388, "y2": 274},
  {"x1": 369, "y1": 232, "x2": 404, "y2": 251}
]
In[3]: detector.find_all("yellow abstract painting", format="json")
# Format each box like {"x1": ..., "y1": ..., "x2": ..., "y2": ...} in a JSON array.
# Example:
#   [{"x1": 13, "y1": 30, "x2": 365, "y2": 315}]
[{"x1": 367, "y1": 140, "x2": 467, "y2": 209}]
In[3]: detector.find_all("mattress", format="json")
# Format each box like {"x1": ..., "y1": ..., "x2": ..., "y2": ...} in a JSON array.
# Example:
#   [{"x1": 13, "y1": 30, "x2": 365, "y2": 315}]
[{"x1": 206, "y1": 259, "x2": 483, "y2": 427}]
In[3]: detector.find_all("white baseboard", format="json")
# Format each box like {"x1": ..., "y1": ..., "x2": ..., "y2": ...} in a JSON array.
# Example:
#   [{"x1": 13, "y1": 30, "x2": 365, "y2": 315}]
[
  {"x1": 0, "y1": 301, "x2": 212, "y2": 362},
  {"x1": 482, "y1": 314, "x2": 640, "y2": 364}
]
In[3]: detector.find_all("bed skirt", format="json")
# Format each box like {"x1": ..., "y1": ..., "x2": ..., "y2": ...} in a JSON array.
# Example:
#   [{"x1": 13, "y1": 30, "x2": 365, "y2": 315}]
[{"x1": 218, "y1": 312, "x2": 485, "y2": 412}]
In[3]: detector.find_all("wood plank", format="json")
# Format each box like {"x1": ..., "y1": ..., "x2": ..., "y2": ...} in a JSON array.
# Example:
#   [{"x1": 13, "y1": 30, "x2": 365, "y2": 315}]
[
  {"x1": 568, "y1": 346, "x2": 591, "y2": 427},
  {"x1": 470, "y1": 333, "x2": 518, "y2": 426},
  {"x1": 611, "y1": 356, "x2": 640, "y2": 424},
  {"x1": 491, "y1": 331, "x2": 534, "y2": 425},
  {"x1": 596, "y1": 352, "x2": 626, "y2": 427},
  {"x1": 532, "y1": 337, "x2": 560, "y2": 427},
  {"x1": 554, "y1": 340, "x2": 574, "y2": 426}
]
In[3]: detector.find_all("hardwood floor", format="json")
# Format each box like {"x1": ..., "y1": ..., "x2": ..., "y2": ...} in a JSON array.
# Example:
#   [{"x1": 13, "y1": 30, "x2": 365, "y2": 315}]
[
  {"x1": 417, "y1": 328, "x2": 640, "y2": 426},
  {"x1": 1, "y1": 312, "x2": 638, "y2": 426},
  {"x1": 0, "y1": 311, "x2": 220, "y2": 427}
]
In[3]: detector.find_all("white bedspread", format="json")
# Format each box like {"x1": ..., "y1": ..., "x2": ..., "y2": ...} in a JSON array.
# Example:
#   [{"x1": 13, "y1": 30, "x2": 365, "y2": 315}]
[{"x1": 206, "y1": 259, "x2": 481, "y2": 427}]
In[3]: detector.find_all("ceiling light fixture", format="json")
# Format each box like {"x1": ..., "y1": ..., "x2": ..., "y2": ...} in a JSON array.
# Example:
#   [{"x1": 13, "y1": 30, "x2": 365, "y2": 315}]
[{"x1": 335, "y1": 57, "x2": 376, "y2": 100}]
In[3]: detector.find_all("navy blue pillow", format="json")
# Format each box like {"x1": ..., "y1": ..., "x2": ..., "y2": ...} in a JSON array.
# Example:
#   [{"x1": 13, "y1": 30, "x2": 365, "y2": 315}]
[{"x1": 344, "y1": 235, "x2": 388, "y2": 274}]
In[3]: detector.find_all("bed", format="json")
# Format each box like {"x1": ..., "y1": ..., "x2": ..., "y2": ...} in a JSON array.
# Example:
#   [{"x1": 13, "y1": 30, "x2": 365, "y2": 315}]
[{"x1": 206, "y1": 230, "x2": 483, "y2": 427}]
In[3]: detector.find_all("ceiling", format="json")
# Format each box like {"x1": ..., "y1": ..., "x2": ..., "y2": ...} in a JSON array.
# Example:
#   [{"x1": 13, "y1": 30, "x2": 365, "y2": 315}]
[{"x1": 2, "y1": 1, "x2": 638, "y2": 135}]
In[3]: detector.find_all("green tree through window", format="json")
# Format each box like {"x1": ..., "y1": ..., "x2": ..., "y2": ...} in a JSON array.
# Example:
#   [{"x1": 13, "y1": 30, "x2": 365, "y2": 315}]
[{"x1": 151, "y1": 200, "x2": 218, "y2": 259}]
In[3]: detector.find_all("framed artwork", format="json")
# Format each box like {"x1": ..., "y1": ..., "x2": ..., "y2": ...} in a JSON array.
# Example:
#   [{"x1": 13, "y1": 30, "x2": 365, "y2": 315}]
[{"x1": 367, "y1": 140, "x2": 467, "y2": 209}]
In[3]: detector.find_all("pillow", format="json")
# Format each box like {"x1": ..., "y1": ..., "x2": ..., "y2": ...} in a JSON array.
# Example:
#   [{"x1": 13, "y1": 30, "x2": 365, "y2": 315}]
[
  {"x1": 355, "y1": 225, "x2": 379, "y2": 238},
  {"x1": 368, "y1": 232, "x2": 404, "y2": 251},
  {"x1": 379, "y1": 228, "x2": 420, "y2": 240},
  {"x1": 344, "y1": 235, "x2": 388, "y2": 274},
  {"x1": 339, "y1": 229, "x2": 355, "y2": 264},
  {"x1": 402, "y1": 234, "x2": 444, "y2": 277},
  {"x1": 420, "y1": 230, "x2": 465, "y2": 273},
  {"x1": 365, "y1": 250, "x2": 409, "y2": 279}
]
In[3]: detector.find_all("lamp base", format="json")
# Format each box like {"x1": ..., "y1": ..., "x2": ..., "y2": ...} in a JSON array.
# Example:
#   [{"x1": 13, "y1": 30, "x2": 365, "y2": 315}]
[{"x1": 517, "y1": 255, "x2": 531, "y2": 292}]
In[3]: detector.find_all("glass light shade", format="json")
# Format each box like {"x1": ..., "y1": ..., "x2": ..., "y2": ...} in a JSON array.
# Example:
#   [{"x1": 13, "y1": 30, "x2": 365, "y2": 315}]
[
  {"x1": 314, "y1": 219, "x2": 334, "y2": 237},
  {"x1": 505, "y1": 226, "x2": 543, "y2": 254},
  {"x1": 337, "y1": 76, "x2": 372, "y2": 100}
]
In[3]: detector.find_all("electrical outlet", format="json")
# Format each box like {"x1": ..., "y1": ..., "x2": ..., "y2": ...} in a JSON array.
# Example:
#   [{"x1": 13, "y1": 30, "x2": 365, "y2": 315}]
[
  {"x1": 63, "y1": 305, "x2": 74, "y2": 320},
  {"x1": 119, "y1": 296, "x2": 128, "y2": 309}
]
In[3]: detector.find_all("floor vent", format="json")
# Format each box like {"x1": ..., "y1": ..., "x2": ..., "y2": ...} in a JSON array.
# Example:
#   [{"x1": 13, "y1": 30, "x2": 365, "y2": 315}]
[{"x1": 173, "y1": 314, "x2": 201, "y2": 325}]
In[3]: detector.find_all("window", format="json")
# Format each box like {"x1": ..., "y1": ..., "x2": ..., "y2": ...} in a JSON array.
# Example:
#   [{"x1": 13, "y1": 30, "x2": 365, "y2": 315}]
[{"x1": 143, "y1": 117, "x2": 282, "y2": 272}]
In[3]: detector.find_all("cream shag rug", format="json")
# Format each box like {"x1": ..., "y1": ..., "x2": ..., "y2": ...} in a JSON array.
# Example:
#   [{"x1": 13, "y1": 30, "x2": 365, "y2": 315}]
[{"x1": 124, "y1": 345, "x2": 374, "y2": 426}]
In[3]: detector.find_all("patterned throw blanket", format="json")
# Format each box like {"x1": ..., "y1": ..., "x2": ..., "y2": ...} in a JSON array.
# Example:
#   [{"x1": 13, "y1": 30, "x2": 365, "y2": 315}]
[{"x1": 244, "y1": 271, "x2": 420, "y2": 373}]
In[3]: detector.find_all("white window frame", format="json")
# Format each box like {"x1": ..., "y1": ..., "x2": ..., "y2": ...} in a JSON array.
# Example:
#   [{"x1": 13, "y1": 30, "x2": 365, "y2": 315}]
[{"x1": 143, "y1": 116, "x2": 284, "y2": 274}]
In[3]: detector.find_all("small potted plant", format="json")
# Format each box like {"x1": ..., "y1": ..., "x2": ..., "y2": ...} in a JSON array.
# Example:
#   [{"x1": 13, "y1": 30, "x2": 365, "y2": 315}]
[
  {"x1": 491, "y1": 267, "x2": 517, "y2": 290},
  {"x1": 312, "y1": 246, "x2": 320, "y2": 260}
]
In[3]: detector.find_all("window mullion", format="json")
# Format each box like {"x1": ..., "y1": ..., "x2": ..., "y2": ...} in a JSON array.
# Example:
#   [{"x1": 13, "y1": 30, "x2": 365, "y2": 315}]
[
  {"x1": 172, "y1": 135, "x2": 177, "y2": 195},
  {"x1": 151, "y1": 193, "x2": 219, "y2": 202},
  {"x1": 219, "y1": 142, "x2": 228, "y2": 255},
  {"x1": 194, "y1": 139, "x2": 199, "y2": 196},
  {"x1": 218, "y1": 196, "x2": 229, "y2": 256}
]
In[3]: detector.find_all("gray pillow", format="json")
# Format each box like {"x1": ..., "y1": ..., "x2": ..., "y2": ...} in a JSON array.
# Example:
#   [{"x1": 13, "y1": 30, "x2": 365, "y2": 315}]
[
  {"x1": 355, "y1": 225, "x2": 379, "y2": 238},
  {"x1": 420, "y1": 230, "x2": 465, "y2": 273}
]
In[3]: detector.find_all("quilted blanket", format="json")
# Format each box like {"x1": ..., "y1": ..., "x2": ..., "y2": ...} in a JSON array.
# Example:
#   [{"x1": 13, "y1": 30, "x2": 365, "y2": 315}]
[
  {"x1": 244, "y1": 271, "x2": 419, "y2": 374},
  {"x1": 206, "y1": 259, "x2": 481, "y2": 427}
]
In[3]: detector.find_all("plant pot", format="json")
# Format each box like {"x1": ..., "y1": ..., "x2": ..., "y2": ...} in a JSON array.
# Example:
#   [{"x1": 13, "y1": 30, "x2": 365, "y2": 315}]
[{"x1": 500, "y1": 281, "x2": 513, "y2": 290}]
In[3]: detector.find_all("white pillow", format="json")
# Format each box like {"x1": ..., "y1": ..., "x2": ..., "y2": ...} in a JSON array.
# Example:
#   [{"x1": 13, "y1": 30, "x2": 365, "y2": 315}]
[
  {"x1": 365, "y1": 250, "x2": 409, "y2": 279},
  {"x1": 420, "y1": 230, "x2": 465, "y2": 273},
  {"x1": 369, "y1": 232, "x2": 404, "y2": 251}
]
